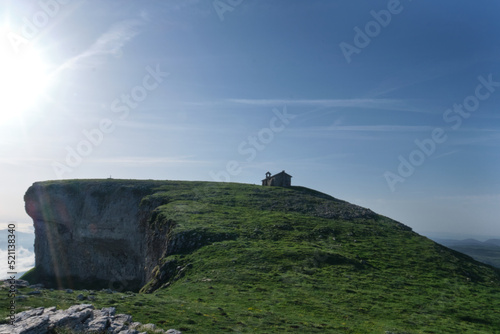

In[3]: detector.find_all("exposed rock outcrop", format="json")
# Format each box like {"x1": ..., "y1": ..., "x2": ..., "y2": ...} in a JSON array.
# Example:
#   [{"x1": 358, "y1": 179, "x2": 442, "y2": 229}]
[
  {"x1": 0, "y1": 304, "x2": 181, "y2": 334},
  {"x1": 24, "y1": 180, "x2": 170, "y2": 291}
]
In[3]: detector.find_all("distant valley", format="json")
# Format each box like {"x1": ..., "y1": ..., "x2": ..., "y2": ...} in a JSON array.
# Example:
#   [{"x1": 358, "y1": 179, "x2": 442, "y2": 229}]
[{"x1": 432, "y1": 238, "x2": 500, "y2": 268}]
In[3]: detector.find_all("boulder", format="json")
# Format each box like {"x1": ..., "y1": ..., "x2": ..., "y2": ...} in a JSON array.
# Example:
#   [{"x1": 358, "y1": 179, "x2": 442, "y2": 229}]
[{"x1": 0, "y1": 304, "x2": 181, "y2": 334}]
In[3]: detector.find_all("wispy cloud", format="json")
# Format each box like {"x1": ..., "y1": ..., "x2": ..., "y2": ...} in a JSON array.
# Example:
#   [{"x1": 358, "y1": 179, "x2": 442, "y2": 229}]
[
  {"x1": 430, "y1": 150, "x2": 461, "y2": 160},
  {"x1": 326, "y1": 125, "x2": 433, "y2": 132},
  {"x1": 88, "y1": 156, "x2": 210, "y2": 166},
  {"x1": 228, "y1": 98, "x2": 397, "y2": 107},
  {"x1": 119, "y1": 120, "x2": 202, "y2": 132},
  {"x1": 288, "y1": 124, "x2": 432, "y2": 136},
  {"x1": 56, "y1": 18, "x2": 145, "y2": 72},
  {"x1": 281, "y1": 124, "x2": 435, "y2": 142},
  {"x1": 290, "y1": 125, "x2": 500, "y2": 144},
  {"x1": 0, "y1": 157, "x2": 54, "y2": 165},
  {"x1": 226, "y1": 98, "x2": 427, "y2": 113}
]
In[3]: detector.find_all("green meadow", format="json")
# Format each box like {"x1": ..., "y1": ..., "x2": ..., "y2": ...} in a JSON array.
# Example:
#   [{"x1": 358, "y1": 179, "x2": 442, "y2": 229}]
[{"x1": 2, "y1": 181, "x2": 500, "y2": 333}]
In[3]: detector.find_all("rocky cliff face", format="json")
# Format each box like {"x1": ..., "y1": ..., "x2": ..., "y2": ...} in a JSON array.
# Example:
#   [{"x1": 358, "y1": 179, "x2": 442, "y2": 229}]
[{"x1": 24, "y1": 180, "x2": 169, "y2": 291}]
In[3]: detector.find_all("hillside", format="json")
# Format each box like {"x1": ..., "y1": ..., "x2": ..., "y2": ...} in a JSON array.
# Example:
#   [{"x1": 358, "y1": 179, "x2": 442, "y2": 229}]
[{"x1": 4, "y1": 179, "x2": 500, "y2": 333}]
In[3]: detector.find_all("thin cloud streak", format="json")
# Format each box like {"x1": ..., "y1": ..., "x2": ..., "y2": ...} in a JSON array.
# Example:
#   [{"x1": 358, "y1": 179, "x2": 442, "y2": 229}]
[
  {"x1": 0, "y1": 157, "x2": 54, "y2": 165},
  {"x1": 88, "y1": 156, "x2": 211, "y2": 166},
  {"x1": 56, "y1": 18, "x2": 145, "y2": 72},
  {"x1": 326, "y1": 125, "x2": 433, "y2": 132},
  {"x1": 226, "y1": 98, "x2": 427, "y2": 113},
  {"x1": 430, "y1": 150, "x2": 461, "y2": 160},
  {"x1": 281, "y1": 124, "x2": 436, "y2": 142},
  {"x1": 120, "y1": 121, "x2": 202, "y2": 132},
  {"x1": 289, "y1": 124, "x2": 433, "y2": 135}
]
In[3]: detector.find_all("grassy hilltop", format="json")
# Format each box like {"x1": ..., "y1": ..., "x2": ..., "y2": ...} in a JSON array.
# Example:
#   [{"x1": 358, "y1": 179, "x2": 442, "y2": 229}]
[{"x1": 4, "y1": 180, "x2": 500, "y2": 333}]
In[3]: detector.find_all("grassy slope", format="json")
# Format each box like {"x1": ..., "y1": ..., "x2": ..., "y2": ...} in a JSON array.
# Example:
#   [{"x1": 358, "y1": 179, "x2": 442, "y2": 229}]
[{"x1": 4, "y1": 180, "x2": 500, "y2": 333}]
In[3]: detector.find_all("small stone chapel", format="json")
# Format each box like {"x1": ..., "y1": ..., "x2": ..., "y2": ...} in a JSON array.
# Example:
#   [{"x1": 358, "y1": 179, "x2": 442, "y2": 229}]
[{"x1": 261, "y1": 170, "x2": 292, "y2": 187}]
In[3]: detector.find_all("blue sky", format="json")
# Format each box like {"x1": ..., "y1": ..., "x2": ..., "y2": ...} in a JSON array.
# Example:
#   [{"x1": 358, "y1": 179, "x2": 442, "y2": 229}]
[{"x1": 0, "y1": 0, "x2": 499, "y2": 239}]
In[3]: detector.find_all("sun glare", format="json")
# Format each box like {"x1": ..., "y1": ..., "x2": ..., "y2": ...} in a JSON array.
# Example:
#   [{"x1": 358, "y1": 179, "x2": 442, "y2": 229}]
[{"x1": 0, "y1": 28, "x2": 50, "y2": 124}]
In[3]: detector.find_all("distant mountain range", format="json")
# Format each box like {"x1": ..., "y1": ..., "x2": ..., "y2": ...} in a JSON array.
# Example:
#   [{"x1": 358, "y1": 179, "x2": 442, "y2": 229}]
[{"x1": 432, "y1": 238, "x2": 500, "y2": 268}]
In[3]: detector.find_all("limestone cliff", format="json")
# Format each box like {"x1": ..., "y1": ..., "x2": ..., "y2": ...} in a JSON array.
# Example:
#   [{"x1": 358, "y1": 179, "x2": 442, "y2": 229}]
[{"x1": 24, "y1": 180, "x2": 170, "y2": 291}]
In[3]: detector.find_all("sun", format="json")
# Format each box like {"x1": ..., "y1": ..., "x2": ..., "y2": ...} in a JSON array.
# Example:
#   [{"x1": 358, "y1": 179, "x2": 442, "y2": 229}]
[{"x1": 0, "y1": 28, "x2": 50, "y2": 124}]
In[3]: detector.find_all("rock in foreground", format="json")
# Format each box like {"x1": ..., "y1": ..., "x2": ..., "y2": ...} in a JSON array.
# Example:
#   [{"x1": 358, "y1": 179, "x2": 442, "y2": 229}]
[{"x1": 0, "y1": 304, "x2": 181, "y2": 334}]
